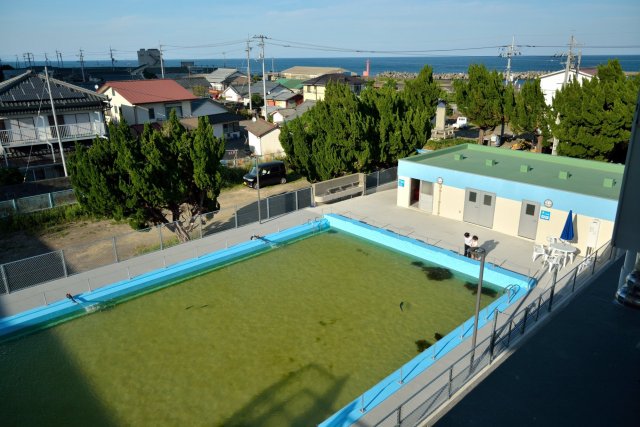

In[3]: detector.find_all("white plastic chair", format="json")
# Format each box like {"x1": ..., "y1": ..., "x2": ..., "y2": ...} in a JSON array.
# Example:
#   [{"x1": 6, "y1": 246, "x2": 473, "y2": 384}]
[
  {"x1": 532, "y1": 244, "x2": 547, "y2": 262},
  {"x1": 546, "y1": 236, "x2": 559, "y2": 244},
  {"x1": 545, "y1": 255, "x2": 563, "y2": 273}
]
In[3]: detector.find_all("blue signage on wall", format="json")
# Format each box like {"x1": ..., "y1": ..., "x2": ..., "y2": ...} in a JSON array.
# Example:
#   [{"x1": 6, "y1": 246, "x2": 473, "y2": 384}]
[
  {"x1": 540, "y1": 210, "x2": 550, "y2": 220},
  {"x1": 398, "y1": 179, "x2": 405, "y2": 187}
]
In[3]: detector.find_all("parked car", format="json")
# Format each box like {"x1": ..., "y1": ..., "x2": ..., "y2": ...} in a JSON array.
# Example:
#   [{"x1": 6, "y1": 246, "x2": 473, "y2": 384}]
[
  {"x1": 243, "y1": 161, "x2": 287, "y2": 189},
  {"x1": 452, "y1": 116, "x2": 468, "y2": 129}
]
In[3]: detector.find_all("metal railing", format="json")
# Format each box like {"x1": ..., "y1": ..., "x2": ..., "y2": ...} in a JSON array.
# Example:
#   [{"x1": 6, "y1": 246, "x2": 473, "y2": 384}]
[
  {"x1": 0, "y1": 187, "x2": 313, "y2": 296},
  {"x1": 369, "y1": 240, "x2": 618, "y2": 427},
  {"x1": 0, "y1": 122, "x2": 106, "y2": 148}
]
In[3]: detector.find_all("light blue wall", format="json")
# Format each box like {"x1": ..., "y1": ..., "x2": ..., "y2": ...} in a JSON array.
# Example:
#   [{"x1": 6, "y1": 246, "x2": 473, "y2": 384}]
[{"x1": 398, "y1": 160, "x2": 618, "y2": 221}]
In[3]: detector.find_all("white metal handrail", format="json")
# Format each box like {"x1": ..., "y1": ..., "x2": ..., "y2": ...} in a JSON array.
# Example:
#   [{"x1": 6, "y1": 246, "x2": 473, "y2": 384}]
[{"x1": 0, "y1": 122, "x2": 106, "y2": 147}]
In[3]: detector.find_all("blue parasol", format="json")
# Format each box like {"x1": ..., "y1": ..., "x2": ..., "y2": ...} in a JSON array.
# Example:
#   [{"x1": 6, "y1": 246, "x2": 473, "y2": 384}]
[{"x1": 560, "y1": 210, "x2": 574, "y2": 242}]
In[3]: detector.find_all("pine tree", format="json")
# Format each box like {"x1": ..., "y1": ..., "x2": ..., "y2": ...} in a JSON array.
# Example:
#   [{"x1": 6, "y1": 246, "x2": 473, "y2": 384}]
[{"x1": 511, "y1": 78, "x2": 548, "y2": 152}]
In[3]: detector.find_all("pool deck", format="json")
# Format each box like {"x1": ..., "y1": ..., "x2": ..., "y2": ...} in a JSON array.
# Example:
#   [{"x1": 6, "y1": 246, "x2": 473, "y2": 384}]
[{"x1": 0, "y1": 188, "x2": 618, "y2": 426}]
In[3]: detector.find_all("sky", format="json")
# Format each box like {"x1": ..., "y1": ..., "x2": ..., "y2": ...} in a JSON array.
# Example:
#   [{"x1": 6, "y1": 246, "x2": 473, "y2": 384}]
[{"x1": 1, "y1": 0, "x2": 639, "y2": 64}]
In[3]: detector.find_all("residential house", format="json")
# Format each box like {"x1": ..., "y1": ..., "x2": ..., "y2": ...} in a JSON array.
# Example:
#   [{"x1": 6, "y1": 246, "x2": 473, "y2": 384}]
[
  {"x1": 272, "y1": 100, "x2": 316, "y2": 124},
  {"x1": 174, "y1": 76, "x2": 213, "y2": 98},
  {"x1": 539, "y1": 68, "x2": 596, "y2": 106},
  {"x1": 274, "y1": 78, "x2": 305, "y2": 94},
  {"x1": 222, "y1": 81, "x2": 291, "y2": 106},
  {"x1": 180, "y1": 98, "x2": 244, "y2": 139},
  {"x1": 302, "y1": 73, "x2": 364, "y2": 102},
  {"x1": 0, "y1": 70, "x2": 108, "y2": 178},
  {"x1": 204, "y1": 68, "x2": 247, "y2": 99},
  {"x1": 98, "y1": 79, "x2": 199, "y2": 125},
  {"x1": 267, "y1": 91, "x2": 303, "y2": 109},
  {"x1": 244, "y1": 118, "x2": 282, "y2": 156},
  {"x1": 279, "y1": 66, "x2": 352, "y2": 80}
]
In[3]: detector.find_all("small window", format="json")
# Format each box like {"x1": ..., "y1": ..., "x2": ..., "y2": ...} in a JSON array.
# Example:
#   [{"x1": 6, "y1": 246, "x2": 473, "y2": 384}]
[
  {"x1": 148, "y1": 108, "x2": 155, "y2": 120},
  {"x1": 483, "y1": 195, "x2": 493, "y2": 206},
  {"x1": 525, "y1": 204, "x2": 536, "y2": 216},
  {"x1": 468, "y1": 192, "x2": 477, "y2": 203}
]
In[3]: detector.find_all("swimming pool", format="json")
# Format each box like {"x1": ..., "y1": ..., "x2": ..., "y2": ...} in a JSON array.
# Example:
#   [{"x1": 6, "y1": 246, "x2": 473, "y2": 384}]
[{"x1": 0, "y1": 215, "x2": 531, "y2": 426}]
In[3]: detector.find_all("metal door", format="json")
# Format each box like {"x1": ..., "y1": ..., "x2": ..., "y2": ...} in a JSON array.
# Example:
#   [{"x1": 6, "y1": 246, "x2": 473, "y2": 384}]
[
  {"x1": 419, "y1": 181, "x2": 433, "y2": 213},
  {"x1": 517, "y1": 200, "x2": 540, "y2": 239},
  {"x1": 463, "y1": 188, "x2": 496, "y2": 228}
]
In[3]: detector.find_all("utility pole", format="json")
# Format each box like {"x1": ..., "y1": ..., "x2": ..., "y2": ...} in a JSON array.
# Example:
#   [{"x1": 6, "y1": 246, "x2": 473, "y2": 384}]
[
  {"x1": 553, "y1": 35, "x2": 578, "y2": 156},
  {"x1": 79, "y1": 49, "x2": 86, "y2": 82},
  {"x1": 56, "y1": 50, "x2": 63, "y2": 68},
  {"x1": 23, "y1": 53, "x2": 34, "y2": 68},
  {"x1": 15, "y1": 55, "x2": 20, "y2": 68},
  {"x1": 109, "y1": 46, "x2": 116, "y2": 70},
  {"x1": 44, "y1": 53, "x2": 50, "y2": 67},
  {"x1": 159, "y1": 44, "x2": 165, "y2": 78},
  {"x1": 254, "y1": 35, "x2": 268, "y2": 120},
  {"x1": 500, "y1": 36, "x2": 520, "y2": 85},
  {"x1": 246, "y1": 40, "x2": 253, "y2": 113},
  {"x1": 45, "y1": 66, "x2": 68, "y2": 177}
]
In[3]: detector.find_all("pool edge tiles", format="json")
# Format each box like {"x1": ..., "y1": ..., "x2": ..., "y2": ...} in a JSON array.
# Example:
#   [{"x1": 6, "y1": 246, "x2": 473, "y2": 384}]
[
  {"x1": 0, "y1": 219, "x2": 329, "y2": 341},
  {"x1": 319, "y1": 214, "x2": 532, "y2": 427}
]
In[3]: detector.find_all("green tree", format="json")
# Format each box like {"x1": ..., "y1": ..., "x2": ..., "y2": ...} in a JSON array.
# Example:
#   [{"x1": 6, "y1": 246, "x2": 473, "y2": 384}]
[
  {"x1": 69, "y1": 111, "x2": 225, "y2": 240},
  {"x1": 510, "y1": 78, "x2": 548, "y2": 152},
  {"x1": 551, "y1": 59, "x2": 640, "y2": 162},
  {"x1": 454, "y1": 64, "x2": 505, "y2": 144}
]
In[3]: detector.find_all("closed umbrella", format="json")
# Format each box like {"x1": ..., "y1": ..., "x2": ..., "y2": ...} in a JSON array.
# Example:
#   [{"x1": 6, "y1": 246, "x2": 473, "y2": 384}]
[{"x1": 560, "y1": 210, "x2": 574, "y2": 242}]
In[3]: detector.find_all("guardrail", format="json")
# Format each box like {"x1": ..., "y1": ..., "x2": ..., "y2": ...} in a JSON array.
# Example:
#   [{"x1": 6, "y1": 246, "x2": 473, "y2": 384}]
[{"x1": 0, "y1": 122, "x2": 106, "y2": 147}]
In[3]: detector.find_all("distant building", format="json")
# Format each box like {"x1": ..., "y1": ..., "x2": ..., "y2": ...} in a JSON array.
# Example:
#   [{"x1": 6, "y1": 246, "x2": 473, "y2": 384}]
[
  {"x1": 280, "y1": 66, "x2": 352, "y2": 80},
  {"x1": 272, "y1": 101, "x2": 316, "y2": 124},
  {"x1": 539, "y1": 68, "x2": 596, "y2": 106},
  {"x1": 137, "y1": 49, "x2": 162, "y2": 67},
  {"x1": 302, "y1": 73, "x2": 364, "y2": 102},
  {"x1": 204, "y1": 68, "x2": 247, "y2": 98},
  {"x1": 244, "y1": 118, "x2": 282, "y2": 156},
  {"x1": 222, "y1": 81, "x2": 291, "y2": 106}
]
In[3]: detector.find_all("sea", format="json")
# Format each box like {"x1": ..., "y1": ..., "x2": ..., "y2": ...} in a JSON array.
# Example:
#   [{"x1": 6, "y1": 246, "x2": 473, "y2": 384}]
[{"x1": 36, "y1": 55, "x2": 640, "y2": 76}]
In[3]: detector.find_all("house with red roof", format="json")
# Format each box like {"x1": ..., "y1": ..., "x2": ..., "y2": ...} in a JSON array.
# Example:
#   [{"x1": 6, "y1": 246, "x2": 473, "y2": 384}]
[{"x1": 98, "y1": 79, "x2": 199, "y2": 125}]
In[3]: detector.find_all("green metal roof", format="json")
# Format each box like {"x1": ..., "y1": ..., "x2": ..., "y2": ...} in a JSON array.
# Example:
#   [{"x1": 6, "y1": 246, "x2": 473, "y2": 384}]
[
  {"x1": 275, "y1": 78, "x2": 304, "y2": 90},
  {"x1": 404, "y1": 144, "x2": 625, "y2": 200}
]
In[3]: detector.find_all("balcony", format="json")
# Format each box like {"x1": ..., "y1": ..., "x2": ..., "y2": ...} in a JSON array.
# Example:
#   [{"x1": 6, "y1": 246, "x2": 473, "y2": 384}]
[{"x1": 0, "y1": 122, "x2": 107, "y2": 148}]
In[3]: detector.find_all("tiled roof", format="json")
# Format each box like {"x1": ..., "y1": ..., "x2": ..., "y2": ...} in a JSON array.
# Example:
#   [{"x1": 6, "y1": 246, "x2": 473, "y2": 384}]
[
  {"x1": 0, "y1": 70, "x2": 107, "y2": 116},
  {"x1": 206, "y1": 68, "x2": 245, "y2": 83},
  {"x1": 174, "y1": 76, "x2": 211, "y2": 90},
  {"x1": 98, "y1": 79, "x2": 198, "y2": 104},
  {"x1": 244, "y1": 118, "x2": 278, "y2": 137}
]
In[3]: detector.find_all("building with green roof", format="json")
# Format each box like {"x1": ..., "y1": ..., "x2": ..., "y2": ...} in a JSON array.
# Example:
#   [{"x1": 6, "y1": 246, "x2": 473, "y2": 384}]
[{"x1": 397, "y1": 144, "x2": 625, "y2": 255}]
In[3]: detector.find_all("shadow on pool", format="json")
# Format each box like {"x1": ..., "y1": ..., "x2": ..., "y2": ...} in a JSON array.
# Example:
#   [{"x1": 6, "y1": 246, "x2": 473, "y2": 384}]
[
  {"x1": 221, "y1": 363, "x2": 348, "y2": 427},
  {"x1": 0, "y1": 330, "x2": 118, "y2": 427}
]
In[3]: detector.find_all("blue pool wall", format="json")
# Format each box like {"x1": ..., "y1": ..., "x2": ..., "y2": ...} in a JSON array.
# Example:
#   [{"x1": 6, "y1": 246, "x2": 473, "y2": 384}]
[
  {"x1": 0, "y1": 219, "x2": 329, "y2": 340},
  {"x1": 320, "y1": 214, "x2": 532, "y2": 427}
]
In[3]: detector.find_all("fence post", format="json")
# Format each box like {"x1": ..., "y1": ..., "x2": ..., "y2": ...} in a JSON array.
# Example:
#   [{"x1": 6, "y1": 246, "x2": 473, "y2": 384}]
[
  {"x1": 448, "y1": 366, "x2": 454, "y2": 398},
  {"x1": 376, "y1": 170, "x2": 380, "y2": 188},
  {"x1": 234, "y1": 205, "x2": 238, "y2": 228},
  {"x1": 48, "y1": 192, "x2": 54, "y2": 208},
  {"x1": 592, "y1": 250, "x2": 598, "y2": 275},
  {"x1": 60, "y1": 250, "x2": 68, "y2": 277},
  {"x1": 295, "y1": 190, "x2": 299, "y2": 211},
  {"x1": 489, "y1": 308, "x2": 498, "y2": 361},
  {"x1": 535, "y1": 296, "x2": 542, "y2": 321},
  {"x1": 266, "y1": 198, "x2": 270, "y2": 219},
  {"x1": 521, "y1": 306, "x2": 530, "y2": 334},
  {"x1": 506, "y1": 321, "x2": 513, "y2": 347},
  {"x1": 12, "y1": 199, "x2": 17, "y2": 213},
  {"x1": 571, "y1": 268, "x2": 578, "y2": 292},
  {"x1": 199, "y1": 217, "x2": 204, "y2": 240},
  {"x1": 158, "y1": 224, "x2": 164, "y2": 250},
  {"x1": 548, "y1": 268, "x2": 558, "y2": 312},
  {"x1": 112, "y1": 236, "x2": 119, "y2": 263},
  {"x1": 0, "y1": 264, "x2": 9, "y2": 294}
]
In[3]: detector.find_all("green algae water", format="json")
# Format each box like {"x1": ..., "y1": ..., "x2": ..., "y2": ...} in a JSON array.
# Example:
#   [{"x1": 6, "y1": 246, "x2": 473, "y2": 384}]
[{"x1": 0, "y1": 230, "x2": 501, "y2": 426}]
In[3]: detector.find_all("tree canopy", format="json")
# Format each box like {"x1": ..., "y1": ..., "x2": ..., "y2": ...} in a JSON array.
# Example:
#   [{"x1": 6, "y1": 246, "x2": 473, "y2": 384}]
[
  {"x1": 550, "y1": 59, "x2": 640, "y2": 162},
  {"x1": 280, "y1": 65, "x2": 440, "y2": 182},
  {"x1": 453, "y1": 64, "x2": 506, "y2": 143},
  {"x1": 510, "y1": 78, "x2": 549, "y2": 152},
  {"x1": 69, "y1": 110, "x2": 225, "y2": 240}
]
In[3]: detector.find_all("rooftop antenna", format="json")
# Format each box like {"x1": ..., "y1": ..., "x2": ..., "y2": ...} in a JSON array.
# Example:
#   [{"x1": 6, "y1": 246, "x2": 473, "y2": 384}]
[{"x1": 44, "y1": 52, "x2": 50, "y2": 67}]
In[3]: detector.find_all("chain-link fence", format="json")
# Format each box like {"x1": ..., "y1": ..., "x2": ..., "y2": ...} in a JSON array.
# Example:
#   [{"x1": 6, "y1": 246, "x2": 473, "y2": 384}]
[
  {"x1": 0, "y1": 189, "x2": 76, "y2": 217},
  {"x1": 370, "y1": 240, "x2": 618, "y2": 427},
  {"x1": 0, "y1": 187, "x2": 315, "y2": 295}
]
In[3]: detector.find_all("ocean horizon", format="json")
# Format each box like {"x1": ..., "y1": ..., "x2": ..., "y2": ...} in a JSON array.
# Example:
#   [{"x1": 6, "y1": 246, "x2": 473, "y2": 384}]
[{"x1": 25, "y1": 55, "x2": 640, "y2": 76}]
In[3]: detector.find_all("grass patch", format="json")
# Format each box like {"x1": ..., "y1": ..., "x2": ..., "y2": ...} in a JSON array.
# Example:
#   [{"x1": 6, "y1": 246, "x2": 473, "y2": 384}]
[
  {"x1": 133, "y1": 236, "x2": 180, "y2": 256},
  {"x1": 0, "y1": 204, "x2": 95, "y2": 234}
]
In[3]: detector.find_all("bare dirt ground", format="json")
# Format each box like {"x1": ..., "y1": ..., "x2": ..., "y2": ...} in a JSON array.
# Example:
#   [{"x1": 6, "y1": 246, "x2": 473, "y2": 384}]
[{"x1": 0, "y1": 179, "x2": 311, "y2": 265}]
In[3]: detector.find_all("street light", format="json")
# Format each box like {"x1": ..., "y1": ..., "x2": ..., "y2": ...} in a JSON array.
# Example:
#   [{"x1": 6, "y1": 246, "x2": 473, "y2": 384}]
[{"x1": 470, "y1": 246, "x2": 487, "y2": 369}]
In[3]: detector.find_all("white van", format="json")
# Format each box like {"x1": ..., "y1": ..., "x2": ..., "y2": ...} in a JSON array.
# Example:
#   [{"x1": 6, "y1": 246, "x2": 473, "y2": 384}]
[{"x1": 453, "y1": 116, "x2": 468, "y2": 129}]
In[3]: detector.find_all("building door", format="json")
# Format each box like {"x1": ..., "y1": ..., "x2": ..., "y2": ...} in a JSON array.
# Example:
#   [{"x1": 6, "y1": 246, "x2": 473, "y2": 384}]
[
  {"x1": 419, "y1": 181, "x2": 433, "y2": 213},
  {"x1": 409, "y1": 179, "x2": 420, "y2": 206},
  {"x1": 517, "y1": 200, "x2": 540, "y2": 239},
  {"x1": 463, "y1": 188, "x2": 496, "y2": 228}
]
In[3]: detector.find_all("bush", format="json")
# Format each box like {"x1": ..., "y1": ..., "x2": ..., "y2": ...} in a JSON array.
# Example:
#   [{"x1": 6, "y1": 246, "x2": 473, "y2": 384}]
[
  {"x1": 424, "y1": 138, "x2": 471, "y2": 151},
  {"x1": 220, "y1": 166, "x2": 250, "y2": 189}
]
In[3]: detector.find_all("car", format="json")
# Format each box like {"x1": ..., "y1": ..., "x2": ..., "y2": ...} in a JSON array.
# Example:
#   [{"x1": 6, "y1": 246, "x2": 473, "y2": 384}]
[
  {"x1": 242, "y1": 161, "x2": 287, "y2": 189},
  {"x1": 452, "y1": 116, "x2": 468, "y2": 129}
]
